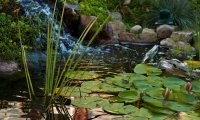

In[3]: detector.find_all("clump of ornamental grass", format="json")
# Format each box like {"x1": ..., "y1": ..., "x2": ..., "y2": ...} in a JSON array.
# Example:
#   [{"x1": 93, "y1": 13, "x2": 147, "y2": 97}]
[{"x1": 19, "y1": 0, "x2": 111, "y2": 119}]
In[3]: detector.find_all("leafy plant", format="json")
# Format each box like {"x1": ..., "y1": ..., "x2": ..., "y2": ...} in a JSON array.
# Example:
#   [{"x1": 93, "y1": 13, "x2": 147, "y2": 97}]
[
  {"x1": 0, "y1": 12, "x2": 38, "y2": 60},
  {"x1": 20, "y1": 1, "x2": 111, "y2": 119},
  {"x1": 145, "y1": 0, "x2": 196, "y2": 29},
  {"x1": 57, "y1": 64, "x2": 200, "y2": 119}
]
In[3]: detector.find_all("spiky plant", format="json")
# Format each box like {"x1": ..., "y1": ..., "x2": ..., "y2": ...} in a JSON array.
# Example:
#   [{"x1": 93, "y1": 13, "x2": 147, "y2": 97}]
[{"x1": 145, "y1": 0, "x2": 195, "y2": 29}]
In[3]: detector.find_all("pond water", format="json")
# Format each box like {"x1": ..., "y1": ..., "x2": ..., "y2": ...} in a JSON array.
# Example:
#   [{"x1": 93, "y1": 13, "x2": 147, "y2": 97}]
[
  {"x1": 0, "y1": 42, "x2": 161, "y2": 119},
  {"x1": 1, "y1": 0, "x2": 199, "y2": 120}
]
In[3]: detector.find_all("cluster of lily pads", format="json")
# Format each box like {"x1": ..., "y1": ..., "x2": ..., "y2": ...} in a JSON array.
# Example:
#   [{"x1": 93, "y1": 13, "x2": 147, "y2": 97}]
[{"x1": 57, "y1": 64, "x2": 200, "y2": 119}]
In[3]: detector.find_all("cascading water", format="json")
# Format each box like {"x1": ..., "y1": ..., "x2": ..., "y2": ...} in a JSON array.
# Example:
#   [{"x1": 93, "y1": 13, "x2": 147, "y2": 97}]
[
  {"x1": 18, "y1": 0, "x2": 165, "y2": 72},
  {"x1": 18, "y1": 0, "x2": 86, "y2": 55}
]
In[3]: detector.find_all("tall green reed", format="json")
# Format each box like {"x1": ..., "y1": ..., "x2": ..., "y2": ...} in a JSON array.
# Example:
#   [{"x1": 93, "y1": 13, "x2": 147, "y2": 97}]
[
  {"x1": 194, "y1": 18, "x2": 200, "y2": 60},
  {"x1": 19, "y1": 0, "x2": 111, "y2": 107},
  {"x1": 17, "y1": 11, "x2": 35, "y2": 101}
]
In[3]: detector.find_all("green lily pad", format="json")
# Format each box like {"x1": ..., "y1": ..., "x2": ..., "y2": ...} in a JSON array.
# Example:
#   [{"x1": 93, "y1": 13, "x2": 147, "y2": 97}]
[
  {"x1": 146, "y1": 76, "x2": 163, "y2": 87},
  {"x1": 142, "y1": 96, "x2": 164, "y2": 108},
  {"x1": 99, "y1": 83, "x2": 126, "y2": 92},
  {"x1": 55, "y1": 87, "x2": 88, "y2": 97},
  {"x1": 113, "y1": 117, "x2": 148, "y2": 120},
  {"x1": 192, "y1": 80, "x2": 200, "y2": 93},
  {"x1": 149, "y1": 114, "x2": 169, "y2": 120},
  {"x1": 163, "y1": 101, "x2": 193, "y2": 112},
  {"x1": 146, "y1": 87, "x2": 165, "y2": 99},
  {"x1": 118, "y1": 90, "x2": 140, "y2": 102},
  {"x1": 103, "y1": 103, "x2": 138, "y2": 115},
  {"x1": 81, "y1": 81, "x2": 101, "y2": 92},
  {"x1": 130, "y1": 108, "x2": 152, "y2": 118},
  {"x1": 72, "y1": 96, "x2": 103, "y2": 108},
  {"x1": 143, "y1": 103, "x2": 173, "y2": 115},
  {"x1": 163, "y1": 77, "x2": 185, "y2": 91},
  {"x1": 132, "y1": 79, "x2": 152, "y2": 91},
  {"x1": 109, "y1": 96, "x2": 137, "y2": 103},
  {"x1": 134, "y1": 64, "x2": 162, "y2": 75},
  {"x1": 172, "y1": 91, "x2": 197, "y2": 105},
  {"x1": 65, "y1": 71, "x2": 100, "y2": 80}
]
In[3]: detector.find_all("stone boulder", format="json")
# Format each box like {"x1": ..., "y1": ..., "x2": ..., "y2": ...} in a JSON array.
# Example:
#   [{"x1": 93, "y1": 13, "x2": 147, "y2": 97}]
[
  {"x1": 0, "y1": 61, "x2": 19, "y2": 74},
  {"x1": 123, "y1": 0, "x2": 131, "y2": 5},
  {"x1": 171, "y1": 31, "x2": 193, "y2": 43},
  {"x1": 108, "y1": 20, "x2": 126, "y2": 35},
  {"x1": 109, "y1": 12, "x2": 122, "y2": 21},
  {"x1": 76, "y1": 15, "x2": 97, "y2": 39},
  {"x1": 160, "y1": 38, "x2": 195, "y2": 52},
  {"x1": 100, "y1": 20, "x2": 126, "y2": 41},
  {"x1": 160, "y1": 38, "x2": 175, "y2": 47},
  {"x1": 139, "y1": 28, "x2": 158, "y2": 42},
  {"x1": 130, "y1": 25, "x2": 142, "y2": 34},
  {"x1": 156, "y1": 25, "x2": 174, "y2": 39},
  {"x1": 118, "y1": 33, "x2": 139, "y2": 42},
  {"x1": 0, "y1": 61, "x2": 23, "y2": 80},
  {"x1": 97, "y1": 39, "x2": 119, "y2": 45}
]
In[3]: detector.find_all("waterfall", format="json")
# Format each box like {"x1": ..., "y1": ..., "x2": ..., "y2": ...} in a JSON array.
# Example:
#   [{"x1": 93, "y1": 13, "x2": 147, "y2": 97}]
[{"x1": 18, "y1": 0, "x2": 87, "y2": 55}]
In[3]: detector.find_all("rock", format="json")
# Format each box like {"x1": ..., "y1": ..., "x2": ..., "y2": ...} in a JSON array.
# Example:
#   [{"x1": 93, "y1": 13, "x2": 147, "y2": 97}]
[
  {"x1": 160, "y1": 38, "x2": 175, "y2": 47},
  {"x1": 0, "y1": 61, "x2": 23, "y2": 80},
  {"x1": 160, "y1": 38, "x2": 195, "y2": 51},
  {"x1": 109, "y1": 12, "x2": 122, "y2": 21},
  {"x1": 139, "y1": 28, "x2": 158, "y2": 42},
  {"x1": 156, "y1": 25, "x2": 174, "y2": 39},
  {"x1": 108, "y1": 20, "x2": 126, "y2": 35},
  {"x1": 0, "y1": 61, "x2": 19, "y2": 74},
  {"x1": 100, "y1": 20, "x2": 126, "y2": 41},
  {"x1": 171, "y1": 31, "x2": 193, "y2": 43},
  {"x1": 97, "y1": 39, "x2": 119, "y2": 45},
  {"x1": 78, "y1": 15, "x2": 97, "y2": 39},
  {"x1": 118, "y1": 33, "x2": 139, "y2": 42},
  {"x1": 123, "y1": 0, "x2": 131, "y2": 5},
  {"x1": 130, "y1": 25, "x2": 142, "y2": 34}
]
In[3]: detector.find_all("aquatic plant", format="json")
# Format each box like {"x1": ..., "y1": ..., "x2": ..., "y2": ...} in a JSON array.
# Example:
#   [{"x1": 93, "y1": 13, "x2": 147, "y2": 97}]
[
  {"x1": 20, "y1": 0, "x2": 111, "y2": 119},
  {"x1": 57, "y1": 64, "x2": 200, "y2": 119}
]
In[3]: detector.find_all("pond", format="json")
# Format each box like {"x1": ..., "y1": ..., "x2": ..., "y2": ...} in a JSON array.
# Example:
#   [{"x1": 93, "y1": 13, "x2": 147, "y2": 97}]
[{"x1": 1, "y1": 0, "x2": 200, "y2": 120}]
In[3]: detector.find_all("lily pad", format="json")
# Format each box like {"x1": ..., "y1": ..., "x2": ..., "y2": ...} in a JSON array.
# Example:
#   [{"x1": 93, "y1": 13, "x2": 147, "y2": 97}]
[
  {"x1": 146, "y1": 87, "x2": 165, "y2": 99},
  {"x1": 130, "y1": 108, "x2": 152, "y2": 118},
  {"x1": 143, "y1": 103, "x2": 173, "y2": 115},
  {"x1": 103, "y1": 103, "x2": 138, "y2": 115},
  {"x1": 172, "y1": 91, "x2": 197, "y2": 105},
  {"x1": 146, "y1": 76, "x2": 163, "y2": 87},
  {"x1": 134, "y1": 64, "x2": 162, "y2": 75},
  {"x1": 109, "y1": 96, "x2": 137, "y2": 103},
  {"x1": 55, "y1": 87, "x2": 88, "y2": 97},
  {"x1": 72, "y1": 96, "x2": 104, "y2": 108},
  {"x1": 81, "y1": 81, "x2": 101, "y2": 92},
  {"x1": 65, "y1": 71, "x2": 100, "y2": 80},
  {"x1": 99, "y1": 83, "x2": 126, "y2": 92},
  {"x1": 118, "y1": 90, "x2": 140, "y2": 102},
  {"x1": 163, "y1": 77, "x2": 185, "y2": 91},
  {"x1": 142, "y1": 96, "x2": 164, "y2": 108},
  {"x1": 163, "y1": 101, "x2": 193, "y2": 112}
]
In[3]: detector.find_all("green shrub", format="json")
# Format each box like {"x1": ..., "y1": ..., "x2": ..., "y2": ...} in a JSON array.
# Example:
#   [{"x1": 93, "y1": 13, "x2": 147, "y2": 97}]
[
  {"x1": 145, "y1": 0, "x2": 196, "y2": 29},
  {"x1": 0, "y1": 13, "x2": 39, "y2": 60},
  {"x1": 121, "y1": 0, "x2": 153, "y2": 29},
  {"x1": 0, "y1": 42, "x2": 20, "y2": 60}
]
